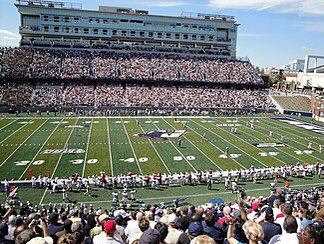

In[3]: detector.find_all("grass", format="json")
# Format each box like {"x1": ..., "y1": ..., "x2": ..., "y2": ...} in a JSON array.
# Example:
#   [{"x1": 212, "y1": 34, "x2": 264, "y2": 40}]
[{"x1": 0, "y1": 115, "x2": 323, "y2": 207}]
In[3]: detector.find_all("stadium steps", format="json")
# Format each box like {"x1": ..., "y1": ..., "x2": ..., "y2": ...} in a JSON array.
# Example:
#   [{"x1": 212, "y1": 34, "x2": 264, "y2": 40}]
[{"x1": 270, "y1": 95, "x2": 311, "y2": 112}]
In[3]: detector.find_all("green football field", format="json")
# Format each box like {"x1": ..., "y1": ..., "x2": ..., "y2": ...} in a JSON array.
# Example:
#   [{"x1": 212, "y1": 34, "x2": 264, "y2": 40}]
[
  {"x1": 0, "y1": 116, "x2": 323, "y2": 180},
  {"x1": 0, "y1": 115, "x2": 323, "y2": 208}
]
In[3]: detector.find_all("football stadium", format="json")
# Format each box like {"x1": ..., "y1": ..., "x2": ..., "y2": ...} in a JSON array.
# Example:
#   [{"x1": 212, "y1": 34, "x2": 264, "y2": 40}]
[{"x1": 0, "y1": 0, "x2": 324, "y2": 243}]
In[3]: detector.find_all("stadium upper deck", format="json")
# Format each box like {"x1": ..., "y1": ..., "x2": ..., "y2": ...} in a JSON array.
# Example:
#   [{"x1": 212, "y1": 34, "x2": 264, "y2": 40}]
[{"x1": 15, "y1": 0, "x2": 238, "y2": 58}]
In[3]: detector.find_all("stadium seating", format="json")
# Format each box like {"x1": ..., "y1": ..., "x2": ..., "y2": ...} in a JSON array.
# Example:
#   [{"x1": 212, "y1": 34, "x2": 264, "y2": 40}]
[
  {"x1": 0, "y1": 84, "x2": 274, "y2": 109},
  {"x1": 271, "y1": 95, "x2": 311, "y2": 112},
  {"x1": 0, "y1": 47, "x2": 264, "y2": 85}
]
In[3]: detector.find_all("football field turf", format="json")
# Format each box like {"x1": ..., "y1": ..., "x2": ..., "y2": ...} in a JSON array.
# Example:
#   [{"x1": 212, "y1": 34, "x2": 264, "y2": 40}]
[{"x1": 0, "y1": 116, "x2": 323, "y2": 181}]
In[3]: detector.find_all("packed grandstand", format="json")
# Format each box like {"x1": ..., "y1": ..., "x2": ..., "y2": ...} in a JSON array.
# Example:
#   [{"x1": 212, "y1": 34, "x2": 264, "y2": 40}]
[
  {"x1": 0, "y1": 47, "x2": 273, "y2": 113},
  {"x1": 1, "y1": 1, "x2": 323, "y2": 242}
]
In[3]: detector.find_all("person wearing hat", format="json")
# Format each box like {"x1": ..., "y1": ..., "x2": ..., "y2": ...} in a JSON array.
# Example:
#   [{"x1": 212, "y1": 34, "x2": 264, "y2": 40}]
[
  {"x1": 93, "y1": 220, "x2": 123, "y2": 244},
  {"x1": 247, "y1": 202, "x2": 260, "y2": 221},
  {"x1": 139, "y1": 228, "x2": 160, "y2": 244},
  {"x1": 164, "y1": 213, "x2": 182, "y2": 244}
]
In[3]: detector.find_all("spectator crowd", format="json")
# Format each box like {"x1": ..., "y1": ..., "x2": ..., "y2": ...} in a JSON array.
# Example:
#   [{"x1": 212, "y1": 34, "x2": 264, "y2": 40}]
[
  {"x1": 0, "y1": 84, "x2": 275, "y2": 109},
  {"x1": 0, "y1": 168, "x2": 323, "y2": 244},
  {"x1": 0, "y1": 47, "x2": 264, "y2": 85}
]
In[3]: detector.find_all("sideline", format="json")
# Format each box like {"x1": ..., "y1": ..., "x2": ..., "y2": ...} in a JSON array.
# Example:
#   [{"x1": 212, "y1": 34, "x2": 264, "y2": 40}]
[{"x1": 41, "y1": 182, "x2": 324, "y2": 206}]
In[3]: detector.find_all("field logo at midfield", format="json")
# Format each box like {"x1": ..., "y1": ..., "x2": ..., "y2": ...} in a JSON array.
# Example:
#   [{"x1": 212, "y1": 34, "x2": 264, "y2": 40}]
[
  {"x1": 133, "y1": 130, "x2": 186, "y2": 140},
  {"x1": 41, "y1": 149, "x2": 85, "y2": 154}
]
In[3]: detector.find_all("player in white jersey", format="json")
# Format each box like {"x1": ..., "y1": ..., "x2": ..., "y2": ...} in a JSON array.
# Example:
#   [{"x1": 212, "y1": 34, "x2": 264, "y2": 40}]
[
  {"x1": 231, "y1": 181, "x2": 238, "y2": 193},
  {"x1": 308, "y1": 142, "x2": 312, "y2": 150},
  {"x1": 84, "y1": 182, "x2": 91, "y2": 196},
  {"x1": 121, "y1": 191, "x2": 128, "y2": 204},
  {"x1": 62, "y1": 188, "x2": 67, "y2": 201},
  {"x1": 66, "y1": 178, "x2": 72, "y2": 191},
  {"x1": 51, "y1": 182, "x2": 58, "y2": 194},
  {"x1": 130, "y1": 189, "x2": 137, "y2": 202},
  {"x1": 224, "y1": 178, "x2": 230, "y2": 190},
  {"x1": 31, "y1": 176, "x2": 36, "y2": 188},
  {"x1": 76, "y1": 177, "x2": 82, "y2": 190},
  {"x1": 269, "y1": 131, "x2": 273, "y2": 137},
  {"x1": 112, "y1": 192, "x2": 119, "y2": 205}
]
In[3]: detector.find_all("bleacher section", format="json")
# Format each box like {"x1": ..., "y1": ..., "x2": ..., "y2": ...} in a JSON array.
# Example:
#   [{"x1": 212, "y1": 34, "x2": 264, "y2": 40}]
[{"x1": 271, "y1": 95, "x2": 311, "y2": 112}]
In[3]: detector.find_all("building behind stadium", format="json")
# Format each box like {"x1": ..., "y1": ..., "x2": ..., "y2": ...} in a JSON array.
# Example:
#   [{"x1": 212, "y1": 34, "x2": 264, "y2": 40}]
[{"x1": 16, "y1": 0, "x2": 239, "y2": 58}]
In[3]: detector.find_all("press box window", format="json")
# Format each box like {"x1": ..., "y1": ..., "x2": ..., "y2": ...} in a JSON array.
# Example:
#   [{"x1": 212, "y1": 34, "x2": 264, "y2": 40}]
[{"x1": 84, "y1": 28, "x2": 89, "y2": 34}]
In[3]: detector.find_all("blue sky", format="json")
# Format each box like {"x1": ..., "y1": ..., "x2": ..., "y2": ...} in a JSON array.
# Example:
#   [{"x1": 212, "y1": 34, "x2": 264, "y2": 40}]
[{"x1": 0, "y1": 0, "x2": 324, "y2": 68}]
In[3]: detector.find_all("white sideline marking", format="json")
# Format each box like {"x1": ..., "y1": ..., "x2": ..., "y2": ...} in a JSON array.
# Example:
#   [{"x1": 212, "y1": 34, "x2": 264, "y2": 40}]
[{"x1": 42, "y1": 182, "x2": 324, "y2": 205}]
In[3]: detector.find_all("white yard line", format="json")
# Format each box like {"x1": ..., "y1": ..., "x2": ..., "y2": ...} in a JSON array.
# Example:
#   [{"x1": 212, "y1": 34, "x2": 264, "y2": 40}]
[
  {"x1": 207, "y1": 118, "x2": 268, "y2": 168},
  {"x1": 188, "y1": 119, "x2": 244, "y2": 171},
  {"x1": 51, "y1": 118, "x2": 79, "y2": 178},
  {"x1": 121, "y1": 118, "x2": 143, "y2": 175},
  {"x1": 0, "y1": 119, "x2": 48, "y2": 169},
  {"x1": 106, "y1": 118, "x2": 114, "y2": 176},
  {"x1": 0, "y1": 119, "x2": 17, "y2": 130},
  {"x1": 237, "y1": 120, "x2": 302, "y2": 164},
  {"x1": 151, "y1": 119, "x2": 197, "y2": 172},
  {"x1": 139, "y1": 119, "x2": 171, "y2": 174},
  {"x1": 43, "y1": 182, "x2": 324, "y2": 205},
  {"x1": 19, "y1": 119, "x2": 64, "y2": 180},
  {"x1": 257, "y1": 119, "x2": 323, "y2": 162},
  {"x1": 190, "y1": 119, "x2": 247, "y2": 169},
  {"x1": 265, "y1": 118, "x2": 324, "y2": 144},
  {"x1": 0, "y1": 119, "x2": 30, "y2": 145},
  {"x1": 82, "y1": 118, "x2": 93, "y2": 177},
  {"x1": 163, "y1": 118, "x2": 222, "y2": 171},
  {"x1": 212, "y1": 117, "x2": 286, "y2": 165},
  {"x1": 39, "y1": 188, "x2": 48, "y2": 205}
]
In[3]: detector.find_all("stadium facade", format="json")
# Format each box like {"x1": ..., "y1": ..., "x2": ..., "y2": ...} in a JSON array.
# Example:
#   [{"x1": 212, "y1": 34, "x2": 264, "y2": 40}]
[{"x1": 16, "y1": 0, "x2": 239, "y2": 58}]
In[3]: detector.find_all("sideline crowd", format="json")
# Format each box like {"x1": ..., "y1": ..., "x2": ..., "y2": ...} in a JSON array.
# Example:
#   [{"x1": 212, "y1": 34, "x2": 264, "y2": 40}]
[{"x1": 0, "y1": 163, "x2": 324, "y2": 244}]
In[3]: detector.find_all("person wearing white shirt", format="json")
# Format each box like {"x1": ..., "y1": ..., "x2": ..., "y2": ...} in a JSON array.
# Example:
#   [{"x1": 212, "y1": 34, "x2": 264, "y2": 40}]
[
  {"x1": 275, "y1": 203, "x2": 301, "y2": 234},
  {"x1": 269, "y1": 216, "x2": 299, "y2": 244}
]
